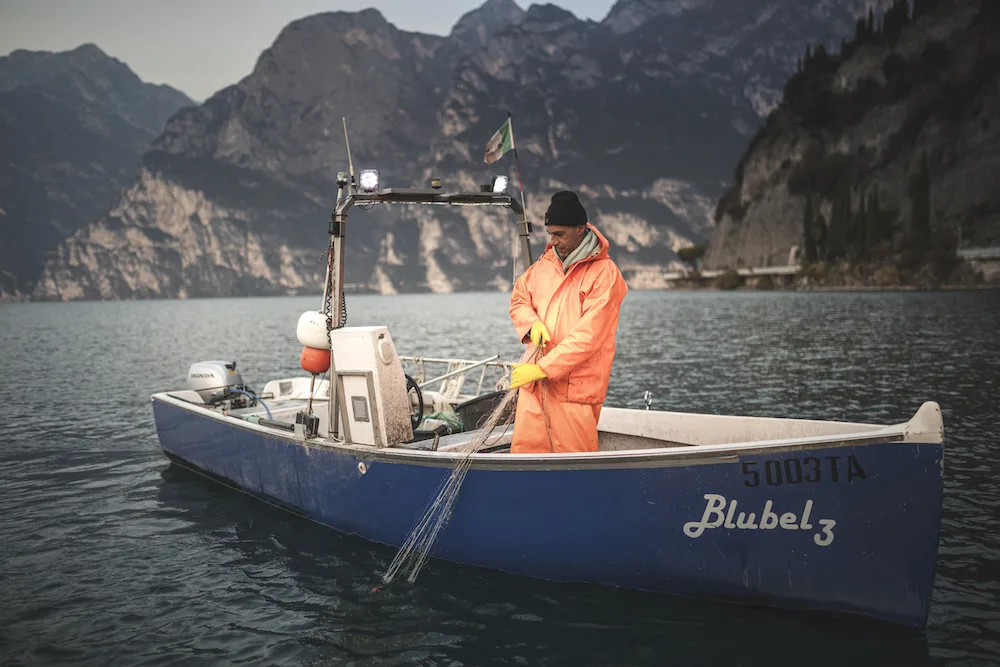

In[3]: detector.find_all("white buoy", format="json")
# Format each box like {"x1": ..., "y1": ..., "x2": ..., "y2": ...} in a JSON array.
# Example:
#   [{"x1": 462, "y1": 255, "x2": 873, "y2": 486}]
[{"x1": 296, "y1": 310, "x2": 331, "y2": 350}]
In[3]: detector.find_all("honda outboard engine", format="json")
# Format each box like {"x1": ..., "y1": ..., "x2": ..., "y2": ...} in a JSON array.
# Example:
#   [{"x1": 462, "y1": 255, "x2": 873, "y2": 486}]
[{"x1": 187, "y1": 361, "x2": 250, "y2": 407}]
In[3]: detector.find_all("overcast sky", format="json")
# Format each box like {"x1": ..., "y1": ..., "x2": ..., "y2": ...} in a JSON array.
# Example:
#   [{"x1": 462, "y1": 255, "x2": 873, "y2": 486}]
[{"x1": 0, "y1": 0, "x2": 617, "y2": 101}]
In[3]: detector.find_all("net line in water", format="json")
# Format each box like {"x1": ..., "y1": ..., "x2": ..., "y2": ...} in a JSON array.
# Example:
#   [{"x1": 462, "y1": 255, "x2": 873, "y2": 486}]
[{"x1": 378, "y1": 344, "x2": 542, "y2": 587}]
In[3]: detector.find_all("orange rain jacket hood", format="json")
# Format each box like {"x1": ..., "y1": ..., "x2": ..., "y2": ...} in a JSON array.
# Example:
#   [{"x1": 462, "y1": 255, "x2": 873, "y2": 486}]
[{"x1": 510, "y1": 223, "x2": 628, "y2": 405}]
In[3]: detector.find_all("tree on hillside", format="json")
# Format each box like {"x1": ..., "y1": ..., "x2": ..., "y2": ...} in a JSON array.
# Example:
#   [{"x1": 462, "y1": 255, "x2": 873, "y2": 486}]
[
  {"x1": 883, "y1": 0, "x2": 912, "y2": 43},
  {"x1": 802, "y1": 194, "x2": 818, "y2": 263},
  {"x1": 909, "y1": 153, "x2": 932, "y2": 251},
  {"x1": 815, "y1": 213, "x2": 829, "y2": 260},
  {"x1": 912, "y1": 0, "x2": 945, "y2": 20},
  {"x1": 826, "y1": 180, "x2": 852, "y2": 261},
  {"x1": 848, "y1": 196, "x2": 869, "y2": 262},
  {"x1": 677, "y1": 244, "x2": 708, "y2": 273},
  {"x1": 864, "y1": 189, "x2": 895, "y2": 257},
  {"x1": 813, "y1": 44, "x2": 830, "y2": 68}
]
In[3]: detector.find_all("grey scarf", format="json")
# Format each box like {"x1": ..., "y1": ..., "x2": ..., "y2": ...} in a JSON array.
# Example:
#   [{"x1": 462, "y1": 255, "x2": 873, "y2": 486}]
[{"x1": 559, "y1": 230, "x2": 600, "y2": 272}]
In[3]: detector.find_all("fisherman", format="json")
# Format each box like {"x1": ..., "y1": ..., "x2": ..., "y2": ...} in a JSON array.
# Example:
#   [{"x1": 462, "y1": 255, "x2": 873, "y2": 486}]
[{"x1": 507, "y1": 190, "x2": 628, "y2": 453}]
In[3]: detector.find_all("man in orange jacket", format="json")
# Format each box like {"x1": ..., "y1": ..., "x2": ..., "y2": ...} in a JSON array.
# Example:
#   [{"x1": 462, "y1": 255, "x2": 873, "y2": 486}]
[{"x1": 508, "y1": 190, "x2": 628, "y2": 453}]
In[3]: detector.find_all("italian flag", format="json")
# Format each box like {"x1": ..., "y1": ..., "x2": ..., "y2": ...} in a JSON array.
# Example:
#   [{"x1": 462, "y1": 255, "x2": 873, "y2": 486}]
[{"x1": 484, "y1": 117, "x2": 515, "y2": 164}]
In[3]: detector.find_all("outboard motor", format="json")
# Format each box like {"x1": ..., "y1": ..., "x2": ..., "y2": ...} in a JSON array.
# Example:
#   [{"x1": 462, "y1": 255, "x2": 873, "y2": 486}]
[{"x1": 187, "y1": 361, "x2": 250, "y2": 407}]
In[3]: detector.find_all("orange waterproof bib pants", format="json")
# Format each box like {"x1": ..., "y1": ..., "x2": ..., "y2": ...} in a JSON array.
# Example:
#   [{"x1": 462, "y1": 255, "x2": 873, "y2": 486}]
[{"x1": 512, "y1": 386, "x2": 603, "y2": 453}]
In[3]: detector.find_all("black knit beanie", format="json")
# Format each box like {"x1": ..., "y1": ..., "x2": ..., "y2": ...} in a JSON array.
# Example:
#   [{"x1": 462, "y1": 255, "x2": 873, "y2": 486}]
[{"x1": 544, "y1": 190, "x2": 588, "y2": 226}]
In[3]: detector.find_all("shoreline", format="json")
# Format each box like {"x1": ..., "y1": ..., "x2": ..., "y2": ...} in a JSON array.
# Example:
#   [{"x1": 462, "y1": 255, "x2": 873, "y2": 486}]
[{"x1": 3, "y1": 283, "x2": 999, "y2": 305}]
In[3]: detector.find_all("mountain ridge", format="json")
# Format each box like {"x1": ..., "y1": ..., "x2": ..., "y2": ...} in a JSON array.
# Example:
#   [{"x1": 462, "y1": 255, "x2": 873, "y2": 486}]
[{"x1": 11, "y1": 0, "x2": 885, "y2": 301}]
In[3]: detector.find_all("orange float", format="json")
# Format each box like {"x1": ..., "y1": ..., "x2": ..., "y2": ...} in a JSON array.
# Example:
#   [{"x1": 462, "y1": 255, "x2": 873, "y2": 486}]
[{"x1": 300, "y1": 346, "x2": 331, "y2": 374}]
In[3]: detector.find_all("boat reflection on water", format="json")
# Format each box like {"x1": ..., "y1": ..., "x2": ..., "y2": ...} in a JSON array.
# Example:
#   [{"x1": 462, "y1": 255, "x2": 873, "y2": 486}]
[{"x1": 155, "y1": 464, "x2": 936, "y2": 667}]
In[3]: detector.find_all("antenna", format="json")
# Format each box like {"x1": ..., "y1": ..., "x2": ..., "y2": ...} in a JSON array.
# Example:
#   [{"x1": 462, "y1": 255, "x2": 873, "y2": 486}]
[{"x1": 343, "y1": 117, "x2": 355, "y2": 189}]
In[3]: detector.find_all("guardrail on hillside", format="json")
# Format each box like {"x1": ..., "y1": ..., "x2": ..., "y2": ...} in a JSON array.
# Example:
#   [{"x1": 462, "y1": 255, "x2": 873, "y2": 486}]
[{"x1": 957, "y1": 247, "x2": 1000, "y2": 261}]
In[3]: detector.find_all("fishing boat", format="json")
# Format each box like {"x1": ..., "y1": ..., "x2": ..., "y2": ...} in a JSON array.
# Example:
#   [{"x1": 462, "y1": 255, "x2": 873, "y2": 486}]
[{"x1": 150, "y1": 161, "x2": 944, "y2": 630}]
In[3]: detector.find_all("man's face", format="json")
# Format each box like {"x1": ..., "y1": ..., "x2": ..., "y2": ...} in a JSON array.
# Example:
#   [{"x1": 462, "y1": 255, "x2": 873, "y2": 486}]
[{"x1": 547, "y1": 224, "x2": 587, "y2": 258}]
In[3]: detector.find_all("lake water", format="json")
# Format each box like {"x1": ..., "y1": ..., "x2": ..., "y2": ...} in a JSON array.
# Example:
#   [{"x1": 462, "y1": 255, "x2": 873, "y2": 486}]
[{"x1": 1, "y1": 290, "x2": 998, "y2": 666}]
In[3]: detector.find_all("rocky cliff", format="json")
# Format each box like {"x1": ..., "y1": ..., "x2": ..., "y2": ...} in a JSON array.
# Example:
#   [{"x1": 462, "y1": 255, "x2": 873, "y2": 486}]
[
  {"x1": 703, "y1": 0, "x2": 1000, "y2": 285},
  {"x1": 0, "y1": 44, "x2": 193, "y2": 299},
  {"x1": 31, "y1": 0, "x2": 881, "y2": 300}
]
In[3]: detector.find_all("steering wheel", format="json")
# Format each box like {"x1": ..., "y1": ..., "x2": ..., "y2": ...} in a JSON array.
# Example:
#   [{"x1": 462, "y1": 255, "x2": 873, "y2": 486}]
[{"x1": 405, "y1": 374, "x2": 424, "y2": 431}]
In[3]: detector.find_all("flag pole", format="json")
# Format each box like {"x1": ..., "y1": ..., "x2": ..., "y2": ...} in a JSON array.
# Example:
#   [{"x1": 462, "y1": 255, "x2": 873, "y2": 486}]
[
  {"x1": 509, "y1": 111, "x2": 528, "y2": 224},
  {"x1": 507, "y1": 111, "x2": 533, "y2": 281}
]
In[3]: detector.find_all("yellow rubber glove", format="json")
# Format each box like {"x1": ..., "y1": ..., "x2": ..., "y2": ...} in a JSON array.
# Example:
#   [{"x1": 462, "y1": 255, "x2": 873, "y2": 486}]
[
  {"x1": 529, "y1": 321, "x2": 551, "y2": 347},
  {"x1": 509, "y1": 363, "x2": 547, "y2": 390}
]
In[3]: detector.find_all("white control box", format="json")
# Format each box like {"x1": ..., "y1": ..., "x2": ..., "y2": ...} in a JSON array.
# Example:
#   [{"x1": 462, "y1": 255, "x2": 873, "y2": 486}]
[{"x1": 329, "y1": 326, "x2": 413, "y2": 447}]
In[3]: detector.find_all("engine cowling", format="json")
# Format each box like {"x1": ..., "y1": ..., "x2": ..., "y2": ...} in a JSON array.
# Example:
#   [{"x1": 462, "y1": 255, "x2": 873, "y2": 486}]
[{"x1": 187, "y1": 360, "x2": 246, "y2": 403}]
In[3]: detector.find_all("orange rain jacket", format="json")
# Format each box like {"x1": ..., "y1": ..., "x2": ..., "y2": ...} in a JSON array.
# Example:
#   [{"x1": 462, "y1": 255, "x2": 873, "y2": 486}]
[{"x1": 509, "y1": 223, "x2": 628, "y2": 453}]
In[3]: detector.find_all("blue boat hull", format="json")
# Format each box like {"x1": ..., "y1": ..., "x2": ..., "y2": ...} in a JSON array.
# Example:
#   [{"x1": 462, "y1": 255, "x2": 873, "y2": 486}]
[{"x1": 151, "y1": 397, "x2": 943, "y2": 628}]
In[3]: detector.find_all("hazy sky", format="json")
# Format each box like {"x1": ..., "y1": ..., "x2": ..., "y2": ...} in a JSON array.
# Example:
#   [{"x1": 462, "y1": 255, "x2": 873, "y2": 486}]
[{"x1": 0, "y1": 0, "x2": 617, "y2": 101}]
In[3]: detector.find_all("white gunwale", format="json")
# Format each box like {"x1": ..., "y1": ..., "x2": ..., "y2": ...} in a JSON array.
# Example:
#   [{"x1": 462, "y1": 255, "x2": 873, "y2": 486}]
[{"x1": 151, "y1": 391, "x2": 940, "y2": 472}]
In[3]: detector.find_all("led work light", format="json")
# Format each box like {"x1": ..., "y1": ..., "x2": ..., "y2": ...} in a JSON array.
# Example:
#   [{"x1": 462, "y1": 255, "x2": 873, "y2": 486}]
[{"x1": 359, "y1": 169, "x2": 380, "y2": 191}]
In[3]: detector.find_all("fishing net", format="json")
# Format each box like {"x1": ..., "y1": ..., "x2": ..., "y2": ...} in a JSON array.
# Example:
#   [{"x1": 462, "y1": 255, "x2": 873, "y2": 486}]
[{"x1": 379, "y1": 344, "x2": 542, "y2": 587}]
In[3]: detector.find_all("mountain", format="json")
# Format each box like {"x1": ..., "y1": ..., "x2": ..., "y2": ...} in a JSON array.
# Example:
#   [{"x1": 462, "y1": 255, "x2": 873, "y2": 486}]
[
  {"x1": 450, "y1": 0, "x2": 526, "y2": 52},
  {"x1": 703, "y1": 0, "x2": 1000, "y2": 286},
  {"x1": 0, "y1": 44, "x2": 193, "y2": 299},
  {"x1": 0, "y1": 43, "x2": 193, "y2": 134},
  {"x1": 32, "y1": 0, "x2": 881, "y2": 301}
]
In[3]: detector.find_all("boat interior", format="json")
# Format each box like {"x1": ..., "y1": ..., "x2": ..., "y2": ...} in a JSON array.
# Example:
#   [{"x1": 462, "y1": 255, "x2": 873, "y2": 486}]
[{"x1": 163, "y1": 355, "x2": 943, "y2": 454}]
